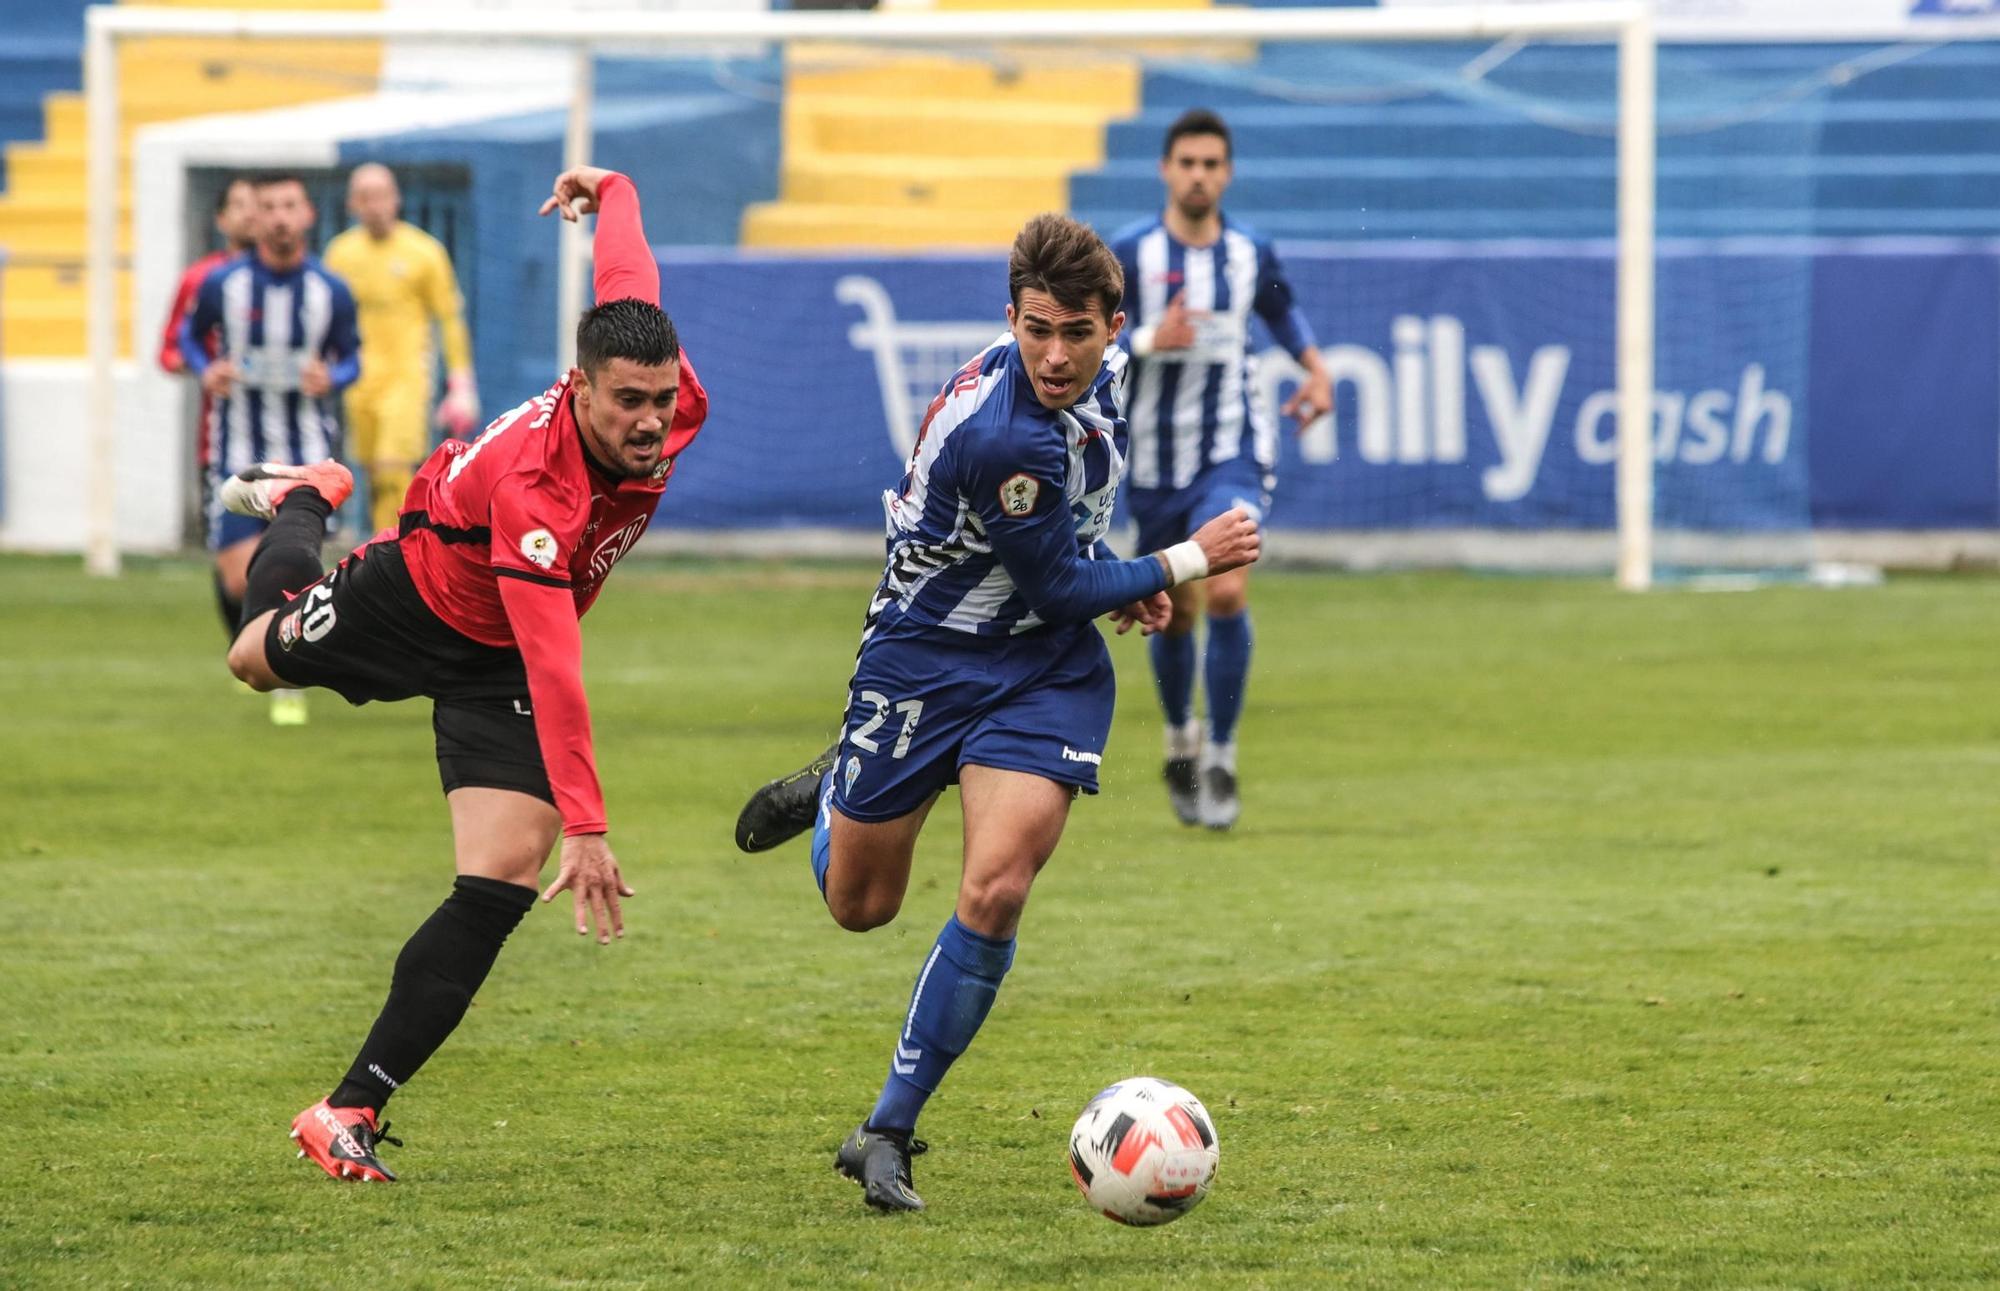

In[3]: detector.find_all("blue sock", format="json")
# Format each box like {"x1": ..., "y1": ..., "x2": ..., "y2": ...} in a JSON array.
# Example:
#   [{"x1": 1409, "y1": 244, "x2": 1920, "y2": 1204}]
[
  {"x1": 810, "y1": 770, "x2": 835, "y2": 900},
  {"x1": 1205, "y1": 610, "x2": 1254, "y2": 745},
  {"x1": 1150, "y1": 630, "x2": 1197, "y2": 729},
  {"x1": 867, "y1": 916, "x2": 1016, "y2": 1134}
]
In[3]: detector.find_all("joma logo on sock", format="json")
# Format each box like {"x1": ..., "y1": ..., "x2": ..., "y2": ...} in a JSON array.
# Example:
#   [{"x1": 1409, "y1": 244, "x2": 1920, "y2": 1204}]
[{"x1": 369, "y1": 1064, "x2": 401, "y2": 1090}]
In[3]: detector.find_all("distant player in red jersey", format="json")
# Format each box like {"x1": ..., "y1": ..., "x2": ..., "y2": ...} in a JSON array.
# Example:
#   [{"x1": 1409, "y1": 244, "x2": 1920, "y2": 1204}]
[
  {"x1": 214, "y1": 165, "x2": 707, "y2": 1183},
  {"x1": 158, "y1": 175, "x2": 258, "y2": 631}
]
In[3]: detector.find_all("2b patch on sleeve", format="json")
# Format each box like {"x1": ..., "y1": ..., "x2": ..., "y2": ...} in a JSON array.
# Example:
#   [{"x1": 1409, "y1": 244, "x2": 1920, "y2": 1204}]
[
  {"x1": 518, "y1": 528, "x2": 560, "y2": 570},
  {"x1": 998, "y1": 473, "x2": 1041, "y2": 517}
]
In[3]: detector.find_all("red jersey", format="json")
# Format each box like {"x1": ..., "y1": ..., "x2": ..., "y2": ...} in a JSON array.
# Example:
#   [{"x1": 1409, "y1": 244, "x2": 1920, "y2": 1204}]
[
  {"x1": 382, "y1": 173, "x2": 708, "y2": 837},
  {"x1": 160, "y1": 248, "x2": 234, "y2": 467}
]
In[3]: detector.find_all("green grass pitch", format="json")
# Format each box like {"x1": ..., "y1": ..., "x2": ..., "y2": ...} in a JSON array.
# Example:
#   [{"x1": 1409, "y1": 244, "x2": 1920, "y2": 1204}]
[{"x1": 2, "y1": 554, "x2": 1997, "y2": 1288}]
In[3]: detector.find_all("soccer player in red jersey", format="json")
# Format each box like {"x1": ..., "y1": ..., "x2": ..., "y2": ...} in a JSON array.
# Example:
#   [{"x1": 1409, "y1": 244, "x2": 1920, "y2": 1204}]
[
  {"x1": 215, "y1": 165, "x2": 707, "y2": 1183},
  {"x1": 157, "y1": 176, "x2": 258, "y2": 631}
]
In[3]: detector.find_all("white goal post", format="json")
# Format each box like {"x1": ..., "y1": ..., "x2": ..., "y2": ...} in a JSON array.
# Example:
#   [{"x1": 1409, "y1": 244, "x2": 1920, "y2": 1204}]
[{"x1": 83, "y1": 2, "x2": 1656, "y2": 587}]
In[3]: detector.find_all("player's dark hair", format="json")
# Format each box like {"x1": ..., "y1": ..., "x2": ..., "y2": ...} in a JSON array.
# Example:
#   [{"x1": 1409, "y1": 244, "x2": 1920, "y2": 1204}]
[
  {"x1": 1162, "y1": 107, "x2": 1232, "y2": 161},
  {"x1": 214, "y1": 176, "x2": 254, "y2": 214},
  {"x1": 1008, "y1": 213, "x2": 1124, "y2": 324},
  {"x1": 575, "y1": 297, "x2": 680, "y2": 375},
  {"x1": 252, "y1": 171, "x2": 309, "y2": 196}
]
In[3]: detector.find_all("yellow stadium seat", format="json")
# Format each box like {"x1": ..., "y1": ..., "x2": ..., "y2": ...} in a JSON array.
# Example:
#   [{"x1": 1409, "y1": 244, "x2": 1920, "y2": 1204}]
[{"x1": 0, "y1": 0, "x2": 384, "y2": 360}]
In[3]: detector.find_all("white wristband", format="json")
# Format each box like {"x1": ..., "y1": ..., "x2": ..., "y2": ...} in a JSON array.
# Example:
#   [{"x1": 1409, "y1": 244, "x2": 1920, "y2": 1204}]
[{"x1": 1161, "y1": 540, "x2": 1208, "y2": 587}]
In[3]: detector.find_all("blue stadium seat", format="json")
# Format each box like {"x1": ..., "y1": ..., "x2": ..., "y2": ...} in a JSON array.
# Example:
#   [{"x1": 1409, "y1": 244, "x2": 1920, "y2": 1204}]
[
  {"x1": 0, "y1": 3, "x2": 85, "y2": 192},
  {"x1": 1073, "y1": 40, "x2": 2000, "y2": 241}
]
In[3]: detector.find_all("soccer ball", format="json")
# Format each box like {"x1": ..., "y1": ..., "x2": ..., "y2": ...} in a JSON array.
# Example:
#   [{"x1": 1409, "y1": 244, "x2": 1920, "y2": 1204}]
[{"x1": 1067, "y1": 1076, "x2": 1219, "y2": 1225}]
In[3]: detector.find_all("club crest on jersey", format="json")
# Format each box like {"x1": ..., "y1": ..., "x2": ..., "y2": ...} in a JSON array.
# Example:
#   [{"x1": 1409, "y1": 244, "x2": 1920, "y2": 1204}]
[
  {"x1": 650, "y1": 455, "x2": 674, "y2": 483},
  {"x1": 999, "y1": 473, "x2": 1040, "y2": 517},
  {"x1": 518, "y1": 528, "x2": 559, "y2": 570},
  {"x1": 276, "y1": 608, "x2": 303, "y2": 652},
  {"x1": 844, "y1": 756, "x2": 861, "y2": 795}
]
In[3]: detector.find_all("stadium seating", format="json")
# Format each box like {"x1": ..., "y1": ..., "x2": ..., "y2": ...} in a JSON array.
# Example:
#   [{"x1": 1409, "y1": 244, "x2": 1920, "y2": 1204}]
[
  {"x1": 740, "y1": 0, "x2": 1214, "y2": 249},
  {"x1": 0, "y1": 0, "x2": 383, "y2": 359},
  {"x1": 1067, "y1": 39, "x2": 2000, "y2": 242}
]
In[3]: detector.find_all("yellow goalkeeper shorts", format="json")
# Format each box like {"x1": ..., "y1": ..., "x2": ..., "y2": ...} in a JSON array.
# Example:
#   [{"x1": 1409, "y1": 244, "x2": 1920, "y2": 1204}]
[{"x1": 346, "y1": 380, "x2": 430, "y2": 470}]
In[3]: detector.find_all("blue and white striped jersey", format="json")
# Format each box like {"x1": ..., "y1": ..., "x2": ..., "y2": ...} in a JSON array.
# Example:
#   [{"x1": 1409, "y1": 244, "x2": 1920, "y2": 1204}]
[
  {"x1": 181, "y1": 253, "x2": 360, "y2": 476},
  {"x1": 1109, "y1": 215, "x2": 1316, "y2": 491},
  {"x1": 863, "y1": 336, "x2": 1166, "y2": 643}
]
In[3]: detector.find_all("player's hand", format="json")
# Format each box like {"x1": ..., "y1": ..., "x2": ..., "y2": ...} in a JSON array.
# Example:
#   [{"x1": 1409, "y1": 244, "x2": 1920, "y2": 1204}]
[
  {"x1": 1108, "y1": 591, "x2": 1172, "y2": 636},
  {"x1": 1190, "y1": 506, "x2": 1262, "y2": 578},
  {"x1": 299, "y1": 358, "x2": 331, "y2": 398},
  {"x1": 540, "y1": 832, "x2": 634, "y2": 945},
  {"x1": 200, "y1": 358, "x2": 237, "y2": 398},
  {"x1": 435, "y1": 373, "x2": 480, "y2": 438},
  {"x1": 539, "y1": 166, "x2": 618, "y2": 222},
  {"x1": 1283, "y1": 370, "x2": 1333, "y2": 429},
  {"x1": 1153, "y1": 292, "x2": 1199, "y2": 351}
]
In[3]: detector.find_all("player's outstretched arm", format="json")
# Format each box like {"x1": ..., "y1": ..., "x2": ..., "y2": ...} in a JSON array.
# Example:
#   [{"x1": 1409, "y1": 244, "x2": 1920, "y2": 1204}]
[
  {"x1": 427, "y1": 244, "x2": 480, "y2": 436},
  {"x1": 1252, "y1": 240, "x2": 1332, "y2": 426},
  {"x1": 539, "y1": 166, "x2": 659, "y2": 307}
]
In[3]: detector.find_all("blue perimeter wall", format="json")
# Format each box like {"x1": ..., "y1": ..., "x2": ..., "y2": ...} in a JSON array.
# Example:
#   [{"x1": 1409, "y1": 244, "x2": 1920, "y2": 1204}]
[{"x1": 642, "y1": 242, "x2": 1999, "y2": 536}]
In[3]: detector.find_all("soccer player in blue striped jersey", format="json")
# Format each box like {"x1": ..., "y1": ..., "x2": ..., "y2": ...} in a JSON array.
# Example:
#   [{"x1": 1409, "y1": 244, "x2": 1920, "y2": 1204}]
[
  {"x1": 181, "y1": 173, "x2": 360, "y2": 725},
  {"x1": 1109, "y1": 109, "x2": 1333, "y2": 830},
  {"x1": 735, "y1": 214, "x2": 1260, "y2": 1212}
]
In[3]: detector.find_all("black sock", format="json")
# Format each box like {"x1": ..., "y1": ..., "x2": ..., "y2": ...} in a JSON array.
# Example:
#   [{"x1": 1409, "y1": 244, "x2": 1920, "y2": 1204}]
[
  {"x1": 240, "y1": 491, "x2": 333, "y2": 628},
  {"x1": 328, "y1": 876, "x2": 536, "y2": 1113},
  {"x1": 212, "y1": 570, "x2": 244, "y2": 640}
]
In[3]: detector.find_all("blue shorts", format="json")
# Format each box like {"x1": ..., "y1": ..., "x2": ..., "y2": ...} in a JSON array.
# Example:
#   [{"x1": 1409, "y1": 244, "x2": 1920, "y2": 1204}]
[
  {"x1": 1128, "y1": 458, "x2": 1273, "y2": 556},
  {"x1": 205, "y1": 468, "x2": 269, "y2": 551},
  {"x1": 831, "y1": 623, "x2": 1116, "y2": 823}
]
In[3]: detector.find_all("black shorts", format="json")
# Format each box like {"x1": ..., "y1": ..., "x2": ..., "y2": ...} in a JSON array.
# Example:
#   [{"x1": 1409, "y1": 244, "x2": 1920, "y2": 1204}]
[{"x1": 263, "y1": 540, "x2": 553, "y2": 806}]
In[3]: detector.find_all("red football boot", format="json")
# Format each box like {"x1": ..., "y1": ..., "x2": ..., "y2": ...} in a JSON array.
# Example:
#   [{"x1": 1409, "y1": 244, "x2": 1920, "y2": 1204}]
[
  {"x1": 289, "y1": 1098, "x2": 399, "y2": 1183},
  {"x1": 221, "y1": 460, "x2": 355, "y2": 520}
]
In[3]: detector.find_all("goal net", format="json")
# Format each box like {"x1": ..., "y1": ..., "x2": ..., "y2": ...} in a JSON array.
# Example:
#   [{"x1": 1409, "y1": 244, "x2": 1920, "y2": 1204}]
[{"x1": 87, "y1": 4, "x2": 1667, "y2": 583}]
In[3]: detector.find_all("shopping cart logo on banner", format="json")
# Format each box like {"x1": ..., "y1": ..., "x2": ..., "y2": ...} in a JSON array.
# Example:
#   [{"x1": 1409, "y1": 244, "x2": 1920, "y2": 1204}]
[{"x1": 837, "y1": 275, "x2": 1008, "y2": 460}]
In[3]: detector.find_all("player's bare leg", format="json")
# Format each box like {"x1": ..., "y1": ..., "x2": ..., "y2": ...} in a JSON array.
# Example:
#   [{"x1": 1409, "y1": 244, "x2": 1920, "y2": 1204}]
[
  {"x1": 953, "y1": 766, "x2": 1068, "y2": 940},
  {"x1": 449, "y1": 787, "x2": 560, "y2": 887},
  {"x1": 226, "y1": 611, "x2": 284, "y2": 690},
  {"x1": 837, "y1": 767, "x2": 1069, "y2": 1212},
  {"x1": 821, "y1": 794, "x2": 938, "y2": 932},
  {"x1": 1156, "y1": 579, "x2": 1205, "y2": 825},
  {"x1": 1198, "y1": 565, "x2": 1252, "y2": 830}
]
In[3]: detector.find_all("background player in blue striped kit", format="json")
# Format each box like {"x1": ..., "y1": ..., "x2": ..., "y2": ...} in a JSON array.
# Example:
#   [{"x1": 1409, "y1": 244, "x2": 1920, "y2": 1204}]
[
  {"x1": 1110, "y1": 110, "x2": 1333, "y2": 830},
  {"x1": 181, "y1": 173, "x2": 360, "y2": 726},
  {"x1": 735, "y1": 214, "x2": 1261, "y2": 1213}
]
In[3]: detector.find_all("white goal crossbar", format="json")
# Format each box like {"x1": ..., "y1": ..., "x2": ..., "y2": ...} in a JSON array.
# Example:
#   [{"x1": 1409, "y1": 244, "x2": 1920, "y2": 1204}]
[{"x1": 84, "y1": 3, "x2": 1656, "y2": 587}]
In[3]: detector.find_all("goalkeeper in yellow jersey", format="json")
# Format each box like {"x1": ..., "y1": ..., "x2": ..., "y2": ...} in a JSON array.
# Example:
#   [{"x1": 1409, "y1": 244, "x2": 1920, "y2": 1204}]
[{"x1": 325, "y1": 163, "x2": 480, "y2": 533}]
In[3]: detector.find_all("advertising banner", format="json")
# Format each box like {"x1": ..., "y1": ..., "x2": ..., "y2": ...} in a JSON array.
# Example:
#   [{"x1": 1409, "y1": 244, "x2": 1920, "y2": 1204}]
[{"x1": 653, "y1": 244, "x2": 1999, "y2": 534}]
